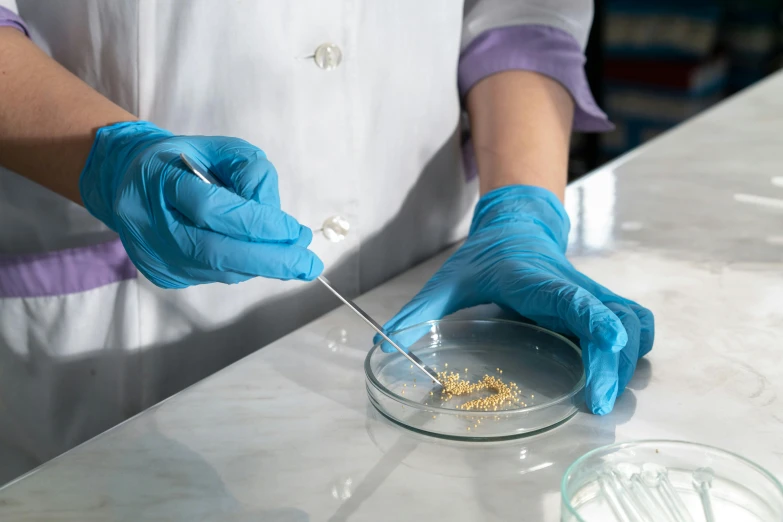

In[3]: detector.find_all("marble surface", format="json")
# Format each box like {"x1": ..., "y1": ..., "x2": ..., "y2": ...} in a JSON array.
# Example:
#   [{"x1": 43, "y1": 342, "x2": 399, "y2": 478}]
[{"x1": 2, "y1": 72, "x2": 783, "y2": 521}]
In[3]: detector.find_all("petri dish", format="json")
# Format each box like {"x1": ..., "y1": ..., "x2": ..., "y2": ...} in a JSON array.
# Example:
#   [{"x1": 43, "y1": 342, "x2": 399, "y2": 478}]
[
  {"x1": 561, "y1": 440, "x2": 783, "y2": 522},
  {"x1": 364, "y1": 319, "x2": 585, "y2": 440}
]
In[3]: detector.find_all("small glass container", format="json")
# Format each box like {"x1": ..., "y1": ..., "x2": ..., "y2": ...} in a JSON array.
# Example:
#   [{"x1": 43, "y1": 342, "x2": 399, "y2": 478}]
[
  {"x1": 561, "y1": 440, "x2": 783, "y2": 522},
  {"x1": 364, "y1": 319, "x2": 585, "y2": 440}
]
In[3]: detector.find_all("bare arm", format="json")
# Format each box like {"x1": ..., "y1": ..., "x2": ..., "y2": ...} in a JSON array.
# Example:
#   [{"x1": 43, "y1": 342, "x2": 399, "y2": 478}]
[
  {"x1": 466, "y1": 70, "x2": 574, "y2": 201},
  {"x1": 0, "y1": 27, "x2": 136, "y2": 205}
]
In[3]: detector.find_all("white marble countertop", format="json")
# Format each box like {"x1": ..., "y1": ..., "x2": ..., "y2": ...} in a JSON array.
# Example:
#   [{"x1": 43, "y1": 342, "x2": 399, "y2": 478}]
[{"x1": 3, "y1": 72, "x2": 783, "y2": 521}]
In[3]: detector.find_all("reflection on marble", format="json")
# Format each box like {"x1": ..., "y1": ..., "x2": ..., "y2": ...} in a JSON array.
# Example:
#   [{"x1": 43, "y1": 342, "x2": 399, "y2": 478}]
[
  {"x1": 2, "y1": 73, "x2": 783, "y2": 521},
  {"x1": 324, "y1": 327, "x2": 350, "y2": 354},
  {"x1": 575, "y1": 168, "x2": 617, "y2": 251}
]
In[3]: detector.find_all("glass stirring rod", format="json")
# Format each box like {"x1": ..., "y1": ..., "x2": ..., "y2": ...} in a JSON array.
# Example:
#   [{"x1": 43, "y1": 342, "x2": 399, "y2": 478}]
[{"x1": 178, "y1": 153, "x2": 442, "y2": 386}]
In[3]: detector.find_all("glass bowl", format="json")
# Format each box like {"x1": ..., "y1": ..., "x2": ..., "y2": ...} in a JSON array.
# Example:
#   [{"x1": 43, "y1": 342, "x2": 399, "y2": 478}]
[
  {"x1": 561, "y1": 440, "x2": 783, "y2": 522},
  {"x1": 364, "y1": 319, "x2": 585, "y2": 440}
]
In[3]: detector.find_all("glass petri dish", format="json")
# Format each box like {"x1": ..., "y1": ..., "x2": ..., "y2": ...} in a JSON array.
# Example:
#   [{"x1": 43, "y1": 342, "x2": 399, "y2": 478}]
[
  {"x1": 364, "y1": 319, "x2": 585, "y2": 440},
  {"x1": 561, "y1": 440, "x2": 783, "y2": 522}
]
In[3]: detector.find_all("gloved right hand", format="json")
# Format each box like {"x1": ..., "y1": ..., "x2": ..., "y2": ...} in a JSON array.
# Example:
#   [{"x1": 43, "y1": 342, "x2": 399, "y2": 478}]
[{"x1": 79, "y1": 120, "x2": 323, "y2": 289}]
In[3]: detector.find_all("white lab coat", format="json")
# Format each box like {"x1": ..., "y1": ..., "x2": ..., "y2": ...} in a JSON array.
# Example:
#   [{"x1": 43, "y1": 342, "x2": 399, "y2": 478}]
[{"x1": 0, "y1": 0, "x2": 594, "y2": 484}]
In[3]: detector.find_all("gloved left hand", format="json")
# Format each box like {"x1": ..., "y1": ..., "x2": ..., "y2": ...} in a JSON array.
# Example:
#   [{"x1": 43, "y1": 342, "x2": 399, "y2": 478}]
[{"x1": 376, "y1": 185, "x2": 654, "y2": 415}]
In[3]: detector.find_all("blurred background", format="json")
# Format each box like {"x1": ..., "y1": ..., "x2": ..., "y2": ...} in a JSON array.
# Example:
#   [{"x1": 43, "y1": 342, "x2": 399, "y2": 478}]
[{"x1": 569, "y1": 0, "x2": 783, "y2": 180}]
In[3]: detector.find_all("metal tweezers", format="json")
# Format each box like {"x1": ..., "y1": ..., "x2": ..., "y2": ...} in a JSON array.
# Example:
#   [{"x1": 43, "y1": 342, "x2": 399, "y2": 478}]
[{"x1": 178, "y1": 153, "x2": 442, "y2": 386}]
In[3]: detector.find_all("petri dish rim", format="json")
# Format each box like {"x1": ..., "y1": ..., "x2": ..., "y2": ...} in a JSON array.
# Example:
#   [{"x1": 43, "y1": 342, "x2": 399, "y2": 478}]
[
  {"x1": 367, "y1": 386, "x2": 580, "y2": 442},
  {"x1": 560, "y1": 439, "x2": 783, "y2": 522},
  {"x1": 364, "y1": 318, "x2": 585, "y2": 416}
]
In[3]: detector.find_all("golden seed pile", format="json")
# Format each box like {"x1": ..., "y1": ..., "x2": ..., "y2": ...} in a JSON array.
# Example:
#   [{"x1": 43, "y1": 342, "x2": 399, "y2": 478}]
[{"x1": 436, "y1": 370, "x2": 522, "y2": 411}]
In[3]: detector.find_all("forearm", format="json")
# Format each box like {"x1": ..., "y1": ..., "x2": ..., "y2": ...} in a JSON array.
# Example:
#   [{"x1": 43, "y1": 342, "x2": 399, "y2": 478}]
[
  {"x1": 0, "y1": 27, "x2": 136, "y2": 205},
  {"x1": 466, "y1": 70, "x2": 574, "y2": 201}
]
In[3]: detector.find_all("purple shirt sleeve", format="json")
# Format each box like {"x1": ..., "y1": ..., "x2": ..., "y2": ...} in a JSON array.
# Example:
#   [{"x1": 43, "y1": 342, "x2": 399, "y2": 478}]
[
  {"x1": 459, "y1": 25, "x2": 612, "y2": 133},
  {"x1": 0, "y1": 5, "x2": 29, "y2": 37}
]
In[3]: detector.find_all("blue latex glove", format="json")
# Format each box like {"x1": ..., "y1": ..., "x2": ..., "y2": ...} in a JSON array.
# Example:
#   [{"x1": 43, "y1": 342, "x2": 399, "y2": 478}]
[
  {"x1": 376, "y1": 186, "x2": 654, "y2": 415},
  {"x1": 79, "y1": 121, "x2": 322, "y2": 288}
]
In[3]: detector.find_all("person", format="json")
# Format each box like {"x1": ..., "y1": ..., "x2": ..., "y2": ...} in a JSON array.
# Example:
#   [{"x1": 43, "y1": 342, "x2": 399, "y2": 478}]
[{"x1": 0, "y1": 0, "x2": 654, "y2": 484}]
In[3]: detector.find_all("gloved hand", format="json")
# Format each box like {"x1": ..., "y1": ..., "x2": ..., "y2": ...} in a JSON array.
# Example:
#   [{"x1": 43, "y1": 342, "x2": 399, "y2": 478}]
[
  {"x1": 79, "y1": 121, "x2": 322, "y2": 288},
  {"x1": 376, "y1": 185, "x2": 654, "y2": 415}
]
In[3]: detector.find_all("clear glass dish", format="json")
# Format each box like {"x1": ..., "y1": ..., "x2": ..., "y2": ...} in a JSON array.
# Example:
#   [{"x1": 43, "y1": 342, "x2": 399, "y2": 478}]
[
  {"x1": 364, "y1": 319, "x2": 585, "y2": 440},
  {"x1": 561, "y1": 440, "x2": 783, "y2": 522}
]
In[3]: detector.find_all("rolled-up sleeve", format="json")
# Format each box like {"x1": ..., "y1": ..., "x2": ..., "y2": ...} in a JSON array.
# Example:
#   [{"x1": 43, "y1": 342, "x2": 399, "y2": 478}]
[
  {"x1": 0, "y1": 1, "x2": 29, "y2": 37},
  {"x1": 461, "y1": 0, "x2": 611, "y2": 132}
]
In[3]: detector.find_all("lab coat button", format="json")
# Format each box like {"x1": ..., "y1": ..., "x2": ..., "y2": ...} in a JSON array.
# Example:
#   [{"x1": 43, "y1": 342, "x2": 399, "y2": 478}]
[
  {"x1": 320, "y1": 215, "x2": 350, "y2": 242},
  {"x1": 314, "y1": 43, "x2": 342, "y2": 70}
]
